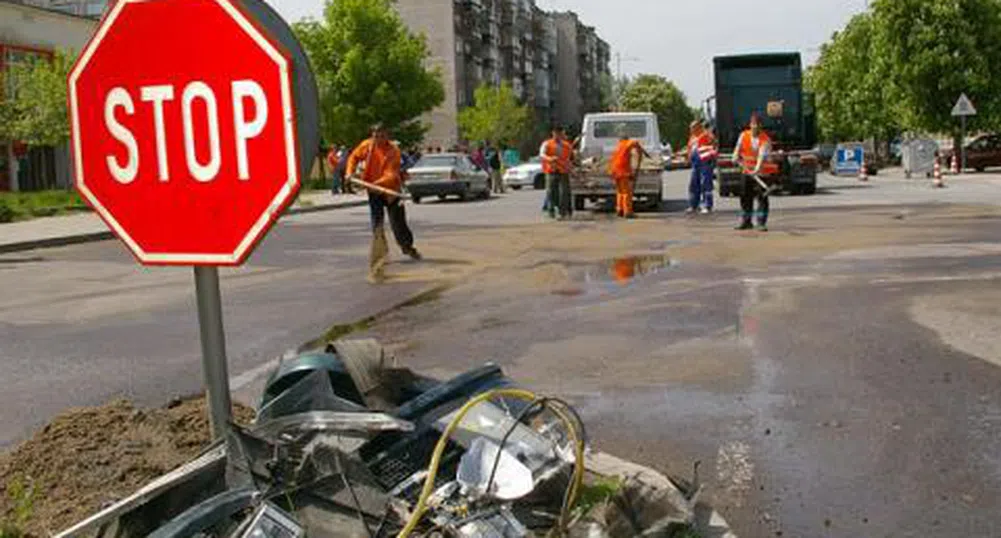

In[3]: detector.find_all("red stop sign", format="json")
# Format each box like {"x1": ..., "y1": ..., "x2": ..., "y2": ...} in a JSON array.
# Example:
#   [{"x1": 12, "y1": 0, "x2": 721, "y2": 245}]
[{"x1": 68, "y1": 0, "x2": 300, "y2": 266}]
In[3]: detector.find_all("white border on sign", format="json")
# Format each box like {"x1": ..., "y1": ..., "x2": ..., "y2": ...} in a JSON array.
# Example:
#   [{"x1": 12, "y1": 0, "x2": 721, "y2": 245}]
[{"x1": 68, "y1": 0, "x2": 299, "y2": 266}]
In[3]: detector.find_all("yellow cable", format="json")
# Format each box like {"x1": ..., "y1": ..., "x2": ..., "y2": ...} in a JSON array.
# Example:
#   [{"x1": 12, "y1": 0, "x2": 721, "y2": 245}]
[{"x1": 395, "y1": 389, "x2": 585, "y2": 538}]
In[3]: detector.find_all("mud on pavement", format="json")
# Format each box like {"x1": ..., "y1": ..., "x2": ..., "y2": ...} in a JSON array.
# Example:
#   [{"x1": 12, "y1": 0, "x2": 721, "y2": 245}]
[{"x1": 350, "y1": 203, "x2": 1001, "y2": 537}]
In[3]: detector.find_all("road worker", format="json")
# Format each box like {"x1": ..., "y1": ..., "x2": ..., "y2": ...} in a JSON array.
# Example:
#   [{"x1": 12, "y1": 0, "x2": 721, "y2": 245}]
[
  {"x1": 347, "y1": 124, "x2": 422, "y2": 283},
  {"x1": 608, "y1": 126, "x2": 645, "y2": 218},
  {"x1": 540, "y1": 125, "x2": 574, "y2": 219},
  {"x1": 732, "y1": 113, "x2": 779, "y2": 231},
  {"x1": 687, "y1": 121, "x2": 718, "y2": 214}
]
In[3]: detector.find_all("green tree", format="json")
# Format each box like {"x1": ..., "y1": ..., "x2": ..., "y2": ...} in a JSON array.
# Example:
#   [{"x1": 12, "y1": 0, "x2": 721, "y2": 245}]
[
  {"x1": 870, "y1": 0, "x2": 1001, "y2": 134},
  {"x1": 806, "y1": 13, "x2": 896, "y2": 142},
  {"x1": 0, "y1": 51, "x2": 74, "y2": 147},
  {"x1": 810, "y1": 0, "x2": 1001, "y2": 141},
  {"x1": 293, "y1": 0, "x2": 444, "y2": 147},
  {"x1": 457, "y1": 82, "x2": 533, "y2": 147},
  {"x1": 619, "y1": 74, "x2": 694, "y2": 150}
]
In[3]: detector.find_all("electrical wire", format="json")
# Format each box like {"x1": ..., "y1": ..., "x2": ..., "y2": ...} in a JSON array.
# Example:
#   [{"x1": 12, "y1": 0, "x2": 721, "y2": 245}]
[
  {"x1": 335, "y1": 449, "x2": 375, "y2": 538},
  {"x1": 484, "y1": 398, "x2": 547, "y2": 498},
  {"x1": 395, "y1": 389, "x2": 585, "y2": 538}
]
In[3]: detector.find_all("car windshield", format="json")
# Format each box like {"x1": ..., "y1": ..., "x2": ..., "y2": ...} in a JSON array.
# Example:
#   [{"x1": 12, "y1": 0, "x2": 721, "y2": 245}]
[
  {"x1": 593, "y1": 120, "x2": 648, "y2": 139},
  {"x1": 416, "y1": 156, "x2": 460, "y2": 168}
]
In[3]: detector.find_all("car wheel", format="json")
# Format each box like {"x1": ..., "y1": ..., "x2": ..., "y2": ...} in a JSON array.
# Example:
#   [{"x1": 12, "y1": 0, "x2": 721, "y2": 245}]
[
  {"x1": 574, "y1": 195, "x2": 585, "y2": 211},
  {"x1": 480, "y1": 189, "x2": 491, "y2": 200},
  {"x1": 437, "y1": 194, "x2": 447, "y2": 202},
  {"x1": 976, "y1": 166, "x2": 986, "y2": 173},
  {"x1": 511, "y1": 185, "x2": 522, "y2": 190},
  {"x1": 803, "y1": 183, "x2": 817, "y2": 195},
  {"x1": 534, "y1": 175, "x2": 546, "y2": 190},
  {"x1": 412, "y1": 196, "x2": 422, "y2": 204}
]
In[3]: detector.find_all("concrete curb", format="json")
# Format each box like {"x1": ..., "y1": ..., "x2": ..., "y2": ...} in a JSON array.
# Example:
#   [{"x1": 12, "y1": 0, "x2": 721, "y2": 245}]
[
  {"x1": 0, "y1": 199, "x2": 368, "y2": 255},
  {"x1": 587, "y1": 450, "x2": 737, "y2": 538}
]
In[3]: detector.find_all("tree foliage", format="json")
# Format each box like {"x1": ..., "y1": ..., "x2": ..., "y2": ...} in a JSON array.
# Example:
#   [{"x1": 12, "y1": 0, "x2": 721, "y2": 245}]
[
  {"x1": 619, "y1": 74, "x2": 694, "y2": 150},
  {"x1": 293, "y1": 0, "x2": 444, "y2": 147},
  {"x1": 0, "y1": 51, "x2": 74, "y2": 147},
  {"x1": 457, "y1": 82, "x2": 532, "y2": 146},
  {"x1": 809, "y1": 0, "x2": 1001, "y2": 141}
]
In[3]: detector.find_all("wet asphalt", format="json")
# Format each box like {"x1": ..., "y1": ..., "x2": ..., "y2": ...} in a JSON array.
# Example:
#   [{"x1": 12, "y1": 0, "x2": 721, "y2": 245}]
[{"x1": 3, "y1": 171, "x2": 1001, "y2": 537}]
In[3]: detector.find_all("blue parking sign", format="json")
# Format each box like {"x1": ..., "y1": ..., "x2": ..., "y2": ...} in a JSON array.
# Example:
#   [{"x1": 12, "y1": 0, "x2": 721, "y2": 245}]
[{"x1": 834, "y1": 144, "x2": 864, "y2": 176}]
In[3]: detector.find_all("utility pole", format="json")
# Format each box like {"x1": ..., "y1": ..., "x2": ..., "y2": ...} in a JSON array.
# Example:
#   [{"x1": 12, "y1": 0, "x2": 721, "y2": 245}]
[{"x1": 614, "y1": 52, "x2": 639, "y2": 110}]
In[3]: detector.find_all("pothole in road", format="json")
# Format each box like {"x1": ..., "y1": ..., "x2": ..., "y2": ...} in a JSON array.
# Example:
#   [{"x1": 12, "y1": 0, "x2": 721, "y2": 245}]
[{"x1": 552, "y1": 255, "x2": 681, "y2": 297}]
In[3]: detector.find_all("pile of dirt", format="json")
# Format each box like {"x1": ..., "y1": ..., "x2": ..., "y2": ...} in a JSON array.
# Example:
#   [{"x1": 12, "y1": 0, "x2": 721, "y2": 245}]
[{"x1": 0, "y1": 397, "x2": 254, "y2": 537}]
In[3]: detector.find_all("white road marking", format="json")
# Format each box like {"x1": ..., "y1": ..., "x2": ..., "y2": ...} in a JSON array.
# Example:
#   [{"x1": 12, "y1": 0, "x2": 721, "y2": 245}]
[{"x1": 871, "y1": 272, "x2": 1001, "y2": 285}]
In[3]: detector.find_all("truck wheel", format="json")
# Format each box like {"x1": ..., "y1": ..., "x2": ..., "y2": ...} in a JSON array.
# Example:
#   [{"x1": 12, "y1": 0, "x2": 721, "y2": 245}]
[{"x1": 574, "y1": 196, "x2": 585, "y2": 211}]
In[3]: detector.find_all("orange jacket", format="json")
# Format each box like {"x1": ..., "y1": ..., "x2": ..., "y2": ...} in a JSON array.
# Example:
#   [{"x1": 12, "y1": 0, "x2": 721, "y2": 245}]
[
  {"x1": 542, "y1": 138, "x2": 573, "y2": 174},
  {"x1": 608, "y1": 139, "x2": 642, "y2": 179},
  {"x1": 347, "y1": 139, "x2": 402, "y2": 193},
  {"x1": 737, "y1": 129, "x2": 779, "y2": 175}
]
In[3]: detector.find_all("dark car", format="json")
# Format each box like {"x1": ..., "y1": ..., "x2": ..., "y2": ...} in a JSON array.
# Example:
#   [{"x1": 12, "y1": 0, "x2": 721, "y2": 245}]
[{"x1": 943, "y1": 134, "x2": 1001, "y2": 172}]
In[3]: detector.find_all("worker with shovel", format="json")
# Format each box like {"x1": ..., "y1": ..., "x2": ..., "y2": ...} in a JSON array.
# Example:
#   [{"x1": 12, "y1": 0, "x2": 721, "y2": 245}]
[
  {"x1": 732, "y1": 113, "x2": 778, "y2": 231},
  {"x1": 347, "y1": 124, "x2": 422, "y2": 283}
]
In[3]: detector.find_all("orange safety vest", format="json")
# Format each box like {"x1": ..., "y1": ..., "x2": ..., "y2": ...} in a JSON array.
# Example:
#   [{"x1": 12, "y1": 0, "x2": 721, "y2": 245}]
[
  {"x1": 543, "y1": 138, "x2": 573, "y2": 174},
  {"x1": 608, "y1": 139, "x2": 641, "y2": 179},
  {"x1": 738, "y1": 129, "x2": 779, "y2": 175},
  {"x1": 688, "y1": 132, "x2": 717, "y2": 163}
]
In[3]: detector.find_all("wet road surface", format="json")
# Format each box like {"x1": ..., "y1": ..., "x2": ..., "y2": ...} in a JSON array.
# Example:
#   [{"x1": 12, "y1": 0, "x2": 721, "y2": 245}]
[{"x1": 4, "y1": 171, "x2": 1001, "y2": 537}]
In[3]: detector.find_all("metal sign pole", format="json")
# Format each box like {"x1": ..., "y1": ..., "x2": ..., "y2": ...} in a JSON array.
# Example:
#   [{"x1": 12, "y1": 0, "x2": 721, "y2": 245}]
[
  {"x1": 193, "y1": 266, "x2": 232, "y2": 439},
  {"x1": 961, "y1": 115, "x2": 967, "y2": 173}
]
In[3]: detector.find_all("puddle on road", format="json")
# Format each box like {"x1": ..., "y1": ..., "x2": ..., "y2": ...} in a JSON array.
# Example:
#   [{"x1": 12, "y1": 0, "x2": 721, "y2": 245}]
[{"x1": 552, "y1": 255, "x2": 681, "y2": 297}]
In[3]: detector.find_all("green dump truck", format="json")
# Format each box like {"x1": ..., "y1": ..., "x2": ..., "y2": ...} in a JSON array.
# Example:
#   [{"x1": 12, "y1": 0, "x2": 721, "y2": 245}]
[{"x1": 713, "y1": 53, "x2": 819, "y2": 195}]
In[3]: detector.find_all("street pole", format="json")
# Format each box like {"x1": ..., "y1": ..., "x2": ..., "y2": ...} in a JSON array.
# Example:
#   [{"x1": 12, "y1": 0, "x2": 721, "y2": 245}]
[
  {"x1": 961, "y1": 115, "x2": 967, "y2": 173},
  {"x1": 193, "y1": 266, "x2": 232, "y2": 439}
]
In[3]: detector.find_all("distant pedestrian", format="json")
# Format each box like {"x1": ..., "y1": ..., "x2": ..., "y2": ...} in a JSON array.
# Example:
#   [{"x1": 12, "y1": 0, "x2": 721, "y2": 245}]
[
  {"x1": 486, "y1": 141, "x2": 504, "y2": 193},
  {"x1": 687, "y1": 121, "x2": 718, "y2": 214},
  {"x1": 540, "y1": 125, "x2": 573, "y2": 219},
  {"x1": 733, "y1": 113, "x2": 778, "y2": 231},
  {"x1": 347, "y1": 124, "x2": 422, "y2": 283}
]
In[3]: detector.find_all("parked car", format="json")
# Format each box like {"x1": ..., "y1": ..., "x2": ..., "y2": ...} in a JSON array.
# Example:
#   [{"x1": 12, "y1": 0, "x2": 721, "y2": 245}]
[
  {"x1": 405, "y1": 153, "x2": 491, "y2": 203},
  {"x1": 502, "y1": 157, "x2": 545, "y2": 190},
  {"x1": 942, "y1": 133, "x2": 1001, "y2": 172}
]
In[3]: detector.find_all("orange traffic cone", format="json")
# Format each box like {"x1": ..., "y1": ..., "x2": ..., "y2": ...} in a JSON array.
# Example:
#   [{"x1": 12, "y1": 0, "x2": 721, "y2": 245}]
[
  {"x1": 950, "y1": 154, "x2": 959, "y2": 175},
  {"x1": 858, "y1": 162, "x2": 868, "y2": 182},
  {"x1": 933, "y1": 158, "x2": 945, "y2": 188}
]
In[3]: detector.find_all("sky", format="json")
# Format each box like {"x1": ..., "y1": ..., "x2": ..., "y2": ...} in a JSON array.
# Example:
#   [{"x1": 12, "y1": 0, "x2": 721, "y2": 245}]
[{"x1": 273, "y1": 0, "x2": 870, "y2": 107}]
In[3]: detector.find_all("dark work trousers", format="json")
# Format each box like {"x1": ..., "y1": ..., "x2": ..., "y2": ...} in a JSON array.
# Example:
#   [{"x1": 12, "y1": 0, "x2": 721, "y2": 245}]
[
  {"x1": 546, "y1": 172, "x2": 571, "y2": 218},
  {"x1": 739, "y1": 174, "x2": 770, "y2": 226},
  {"x1": 368, "y1": 192, "x2": 414, "y2": 252}
]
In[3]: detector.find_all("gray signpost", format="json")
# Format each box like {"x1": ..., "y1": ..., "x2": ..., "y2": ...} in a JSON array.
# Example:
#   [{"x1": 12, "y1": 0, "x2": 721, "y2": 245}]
[{"x1": 951, "y1": 93, "x2": 977, "y2": 173}]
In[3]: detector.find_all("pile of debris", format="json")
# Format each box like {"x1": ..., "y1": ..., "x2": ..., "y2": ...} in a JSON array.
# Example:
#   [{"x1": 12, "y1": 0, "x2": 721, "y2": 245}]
[{"x1": 56, "y1": 340, "x2": 706, "y2": 538}]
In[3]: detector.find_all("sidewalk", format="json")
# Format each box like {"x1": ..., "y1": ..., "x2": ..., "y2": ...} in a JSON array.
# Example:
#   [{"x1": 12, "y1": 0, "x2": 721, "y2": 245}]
[{"x1": 0, "y1": 191, "x2": 367, "y2": 254}]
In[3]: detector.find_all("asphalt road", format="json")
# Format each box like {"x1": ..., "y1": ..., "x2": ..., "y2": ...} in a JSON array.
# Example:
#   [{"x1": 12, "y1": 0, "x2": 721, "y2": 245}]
[{"x1": 4, "y1": 170, "x2": 1001, "y2": 537}]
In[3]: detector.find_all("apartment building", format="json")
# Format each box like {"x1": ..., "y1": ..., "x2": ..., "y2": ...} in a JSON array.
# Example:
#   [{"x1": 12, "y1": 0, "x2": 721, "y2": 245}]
[
  {"x1": 0, "y1": 0, "x2": 97, "y2": 191},
  {"x1": 395, "y1": 0, "x2": 610, "y2": 149}
]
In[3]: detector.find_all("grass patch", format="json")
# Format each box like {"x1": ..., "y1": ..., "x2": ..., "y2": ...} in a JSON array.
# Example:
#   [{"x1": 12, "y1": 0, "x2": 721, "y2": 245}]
[
  {"x1": 576, "y1": 476, "x2": 623, "y2": 515},
  {"x1": 0, "y1": 475, "x2": 37, "y2": 538},
  {"x1": 0, "y1": 191, "x2": 88, "y2": 223}
]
